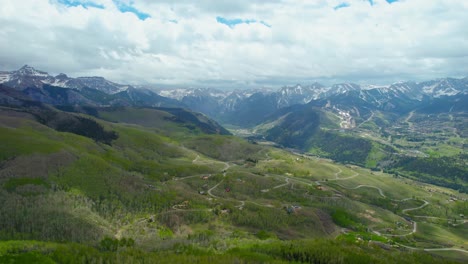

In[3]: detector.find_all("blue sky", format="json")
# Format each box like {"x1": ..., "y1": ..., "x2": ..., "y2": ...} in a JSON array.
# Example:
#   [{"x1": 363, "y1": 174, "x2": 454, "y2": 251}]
[
  {"x1": 57, "y1": 0, "x2": 104, "y2": 9},
  {"x1": 334, "y1": 3, "x2": 351, "y2": 10},
  {"x1": 58, "y1": 0, "x2": 150, "y2": 20},
  {"x1": 216, "y1": 17, "x2": 257, "y2": 28},
  {"x1": 216, "y1": 17, "x2": 271, "y2": 28},
  {"x1": 370, "y1": 0, "x2": 399, "y2": 5},
  {"x1": 0, "y1": 0, "x2": 467, "y2": 88},
  {"x1": 112, "y1": 0, "x2": 150, "y2": 20},
  {"x1": 339, "y1": 0, "x2": 398, "y2": 9}
]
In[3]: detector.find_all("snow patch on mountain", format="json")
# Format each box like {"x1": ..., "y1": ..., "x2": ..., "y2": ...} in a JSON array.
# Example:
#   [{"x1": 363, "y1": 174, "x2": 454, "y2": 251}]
[
  {"x1": 17, "y1": 65, "x2": 49, "y2": 77},
  {"x1": 0, "y1": 65, "x2": 130, "y2": 94},
  {"x1": 0, "y1": 73, "x2": 11, "y2": 83},
  {"x1": 41, "y1": 78, "x2": 69, "y2": 87}
]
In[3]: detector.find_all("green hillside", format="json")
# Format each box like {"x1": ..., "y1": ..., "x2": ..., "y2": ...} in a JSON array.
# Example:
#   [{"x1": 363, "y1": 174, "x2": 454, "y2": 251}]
[
  {"x1": 0, "y1": 105, "x2": 466, "y2": 263},
  {"x1": 251, "y1": 105, "x2": 467, "y2": 193}
]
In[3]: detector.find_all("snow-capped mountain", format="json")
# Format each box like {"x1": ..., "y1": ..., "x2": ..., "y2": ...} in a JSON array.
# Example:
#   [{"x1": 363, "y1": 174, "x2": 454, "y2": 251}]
[
  {"x1": 0, "y1": 65, "x2": 182, "y2": 108},
  {"x1": 419, "y1": 78, "x2": 468, "y2": 98},
  {"x1": 153, "y1": 77, "x2": 468, "y2": 126},
  {"x1": 0, "y1": 65, "x2": 52, "y2": 90},
  {"x1": 220, "y1": 90, "x2": 250, "y2": 112},
  {"x1": 0, "y1": 65, "x2": 129, "y2": 94},
  {"x1": 63, "y1": 76, "x2": 129, "y2": 94},
  {"x1": 277, "y1": 83, "x2": 330, "y2": 108},
  {"x1": 330, "y1": 83, "x2": 361, "y2": 94},
  {"x1": 1, "y1": 65, "x2": 467, "y2": 127}
]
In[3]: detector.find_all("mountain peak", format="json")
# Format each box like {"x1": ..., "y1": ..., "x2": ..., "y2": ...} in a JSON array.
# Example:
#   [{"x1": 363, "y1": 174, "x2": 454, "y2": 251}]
[
  {"x1": 56, "y1": 73, "x2": 68, "y2": 79},
  {"x1": 19, "y1": 64, "x2": 37, "y2": 72},
  {"x1": 19, "y1": 64, "x2": 35, "y2": 72},
  {"x1": 310, "y1": 82, "x2": 325, "y2": 87},
  {"x1": 331, "y1": 83, "x2": 361, "y2": 93},
  {"x1": 17, "y1": 65, "x2": 49, "y2": 77}
]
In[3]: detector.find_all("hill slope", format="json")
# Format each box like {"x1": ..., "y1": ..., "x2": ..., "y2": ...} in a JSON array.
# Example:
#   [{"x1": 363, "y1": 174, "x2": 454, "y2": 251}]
[{"x1": 0, "y1": 103, "x2": 467, "y2": 263}]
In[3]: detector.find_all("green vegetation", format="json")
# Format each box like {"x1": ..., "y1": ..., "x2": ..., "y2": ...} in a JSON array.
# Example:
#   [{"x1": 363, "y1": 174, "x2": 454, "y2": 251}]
[
  {"x1": 3, "y1": 178, "x2": 49, "y2": 192},
  {"x1": 265, "y1": 107, "x2": 321, "y2": 148},
  {"x1": 332, "y1": 208, "x2": 360, "y2": 228},
  {"x1": 0, "y1": 106, "x2": 466, "y2": 263},
  {"x1": 0, "y1": 125, "x2": 64, "y2": 160},
  {"x1": 185, "y1": 135, "x2": 263, "y2": 161},
  {"x1": 388, "y1": 155, "x2": 468, "y2": 193},
  {"x1": 255, "y1": 104, "x2": 467, "y2": 194},
  {"x1": 307, "y1": 130, "x2": 374, "y2": 165},
  {"x1": 33, "y1": 108, "x2": 119, "y2": 145},
  {"x1": 0, "y1": 239, "x2": 460, "y2": 264}
]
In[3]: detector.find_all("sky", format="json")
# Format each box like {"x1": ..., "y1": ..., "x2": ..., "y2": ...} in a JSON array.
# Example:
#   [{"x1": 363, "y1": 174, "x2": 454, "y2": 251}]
[{"x1": 0, "y1": 0, "x2": 467, "y2": 88}]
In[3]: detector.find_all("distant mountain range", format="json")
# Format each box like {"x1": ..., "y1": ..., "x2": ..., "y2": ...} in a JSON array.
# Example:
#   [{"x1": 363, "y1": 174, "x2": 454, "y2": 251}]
[
  {"x1": 156, "y1": 76, "x2": 468, "y2": 126},
  {"x1": 0, "y1": 65, "x2": 129, "y2": 93},
  {"x1": 1, "y1": 65, "x2": 467, "y2": 127},
  {"x1": 0, "y1": 65, "x2": 181, "y2": 108},
  {"x1": 1, "y1": 65, "x2": 467, "y2": 192}
]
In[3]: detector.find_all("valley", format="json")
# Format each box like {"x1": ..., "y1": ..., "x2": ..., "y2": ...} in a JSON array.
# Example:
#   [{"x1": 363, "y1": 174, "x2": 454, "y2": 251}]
[
  {"x1": 2, "y1": 0, "x2": 467, "y2": 262},
  {"x1": 0, "y1": 105, "x2": 465, "y2": 263},
  {"x1": 0, "y1": 66, "x2": 466, "y2": 263}
]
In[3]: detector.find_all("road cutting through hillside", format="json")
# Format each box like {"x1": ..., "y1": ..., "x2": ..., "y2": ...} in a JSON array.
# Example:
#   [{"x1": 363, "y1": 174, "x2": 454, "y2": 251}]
[
  {"x1": 261, "y1": 177, "x2": 290, "y2": 192},
  {"x1": 366, "y1": 191, "x2": 467, "y2": 254},
  {"x1": 115, "y1": 217, "x2": 149, "y2": 240},
  {"x1": 317, "y1": 168, "x2": 466, "y2": 252},
  {"x1": 402, "y1": 200, "x2": 430, "y2": 214},
  {"x1": 395, "y1": 243, "x2": 468, "y2": 254},
  {"x1": 356, "y1": 111, "x2": 375, "y2": 129},
  {"x1": 405, "y1": 110, "x2": 415, "y2": 130},
  {"x1": 314, "y1": 165, "x2": 360, "y2": 185},
  {"x1": 207, "y1": 180, "x2": 224, "y2": 198},
  {"x1": 334, "y1": 167, "x2": 342, "y2": 178},
  {"x1": 334, "y1": 183, "x2": 386, "y2": 198},
  {"x1": 181, "y1": 152, "x2": 465, "y2": 253},
  {"x1": 192, "y1": 154, "x2": 231, "y2": 174}
]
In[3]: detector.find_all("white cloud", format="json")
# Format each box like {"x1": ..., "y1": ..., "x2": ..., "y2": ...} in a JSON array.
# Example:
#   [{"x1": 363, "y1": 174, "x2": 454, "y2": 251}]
[{"x1": 0, "y1": 0, "x2": 467, "y2": 88}]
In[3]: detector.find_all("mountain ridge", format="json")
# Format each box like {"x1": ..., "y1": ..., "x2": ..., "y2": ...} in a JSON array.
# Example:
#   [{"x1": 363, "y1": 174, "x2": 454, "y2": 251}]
[
  {"x1": 1, "y1": 65, "x2": 467, "y2": 133},
  {"x1": 0, "y1": 65, "x2": 183, "y2": 108},
  {"x1": 154, "y1": 76, "x2": 468, "y2": 126}
]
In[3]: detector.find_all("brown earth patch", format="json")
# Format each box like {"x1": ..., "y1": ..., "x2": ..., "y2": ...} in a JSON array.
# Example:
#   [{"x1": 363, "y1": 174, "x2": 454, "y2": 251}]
[
  {"x1": 315, "y1": 209, "x2": 337, "y2": 235},
  {"x1": 0, "y1": 109, "x2": 35, "y2": 128},
  {"x1": 359, "y1": 210, "x2": 382, "y2": 223}
]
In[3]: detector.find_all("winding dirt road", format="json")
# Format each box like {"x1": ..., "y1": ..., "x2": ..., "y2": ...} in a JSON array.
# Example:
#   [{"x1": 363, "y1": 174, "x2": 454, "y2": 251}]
[{"x1": 180, "y1": 151, "x2": 466, "y2": 254}]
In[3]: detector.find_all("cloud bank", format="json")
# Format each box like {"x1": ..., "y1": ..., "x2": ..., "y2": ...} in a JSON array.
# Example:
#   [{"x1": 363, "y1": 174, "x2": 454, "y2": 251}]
[{"x1": 0, "y1": 0, "x2": 467, "y2": 88}]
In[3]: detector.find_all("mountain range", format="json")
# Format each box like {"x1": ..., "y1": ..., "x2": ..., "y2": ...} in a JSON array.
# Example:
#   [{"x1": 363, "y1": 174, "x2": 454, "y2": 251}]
[
  {"x1": 1, "y1": 65, "x2": 467, "y2": 124},
  {"x1": 0, "y1": 65, "x2": 467, "y2": 263},
  {"x1": 155, "y1": 76, "x2": 468, "y2": 126},
  {"x1": 0, "y1": 65, "x2": 181, "y2": 108}
]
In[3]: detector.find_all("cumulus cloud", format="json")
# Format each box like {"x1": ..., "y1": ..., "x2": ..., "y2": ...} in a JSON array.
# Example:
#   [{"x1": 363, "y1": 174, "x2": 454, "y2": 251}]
[{"x1": 0, "y1": 0, "x2": 467, "y2": 88}]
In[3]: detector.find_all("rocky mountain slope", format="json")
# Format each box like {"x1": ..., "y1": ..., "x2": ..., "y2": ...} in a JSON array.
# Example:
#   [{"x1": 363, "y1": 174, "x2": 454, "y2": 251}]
[
  {"x1": 155, "y1": 77, "x2": 468, "y2": 126},
  {"x1": 0, "y1": 65, "x2": 182, "y2": 108}
]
